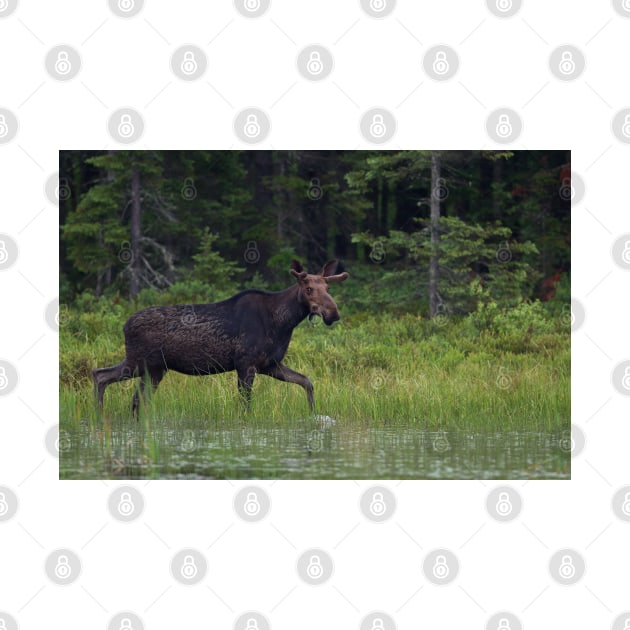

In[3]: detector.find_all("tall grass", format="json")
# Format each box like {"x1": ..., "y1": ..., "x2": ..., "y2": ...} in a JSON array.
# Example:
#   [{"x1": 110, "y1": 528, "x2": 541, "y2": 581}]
[{"x1": 60, "y1": 306, "x2": 569, "y2": 432}]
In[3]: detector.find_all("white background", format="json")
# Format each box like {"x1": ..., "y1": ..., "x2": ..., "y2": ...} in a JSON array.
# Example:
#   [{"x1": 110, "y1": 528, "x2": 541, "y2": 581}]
[{"x1": 0, "y1": 0, "x2": 628, "y2": 628}]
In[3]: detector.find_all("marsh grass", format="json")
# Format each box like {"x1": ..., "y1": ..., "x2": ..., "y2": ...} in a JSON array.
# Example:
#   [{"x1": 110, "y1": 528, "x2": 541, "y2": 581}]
[{"x1": 59, "y1": 308, "x2": 570, "y2": 479}]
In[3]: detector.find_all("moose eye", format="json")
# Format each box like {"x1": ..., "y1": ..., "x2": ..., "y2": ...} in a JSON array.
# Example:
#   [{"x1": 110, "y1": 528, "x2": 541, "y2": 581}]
[{"x1": 305, "y1": 287, "x2": 313, "y2": 295}]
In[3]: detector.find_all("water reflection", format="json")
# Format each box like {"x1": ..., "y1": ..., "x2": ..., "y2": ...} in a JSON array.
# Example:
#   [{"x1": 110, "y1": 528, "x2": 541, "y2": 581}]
[{"x1": 60, "y1": 424, "x2": 570, "y2": 480}]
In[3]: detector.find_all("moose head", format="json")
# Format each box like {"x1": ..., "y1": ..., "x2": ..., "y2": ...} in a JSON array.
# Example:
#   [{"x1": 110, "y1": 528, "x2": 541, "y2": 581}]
[{"x1": 290, "y1": 260, "x2": 349, "y2": 326}]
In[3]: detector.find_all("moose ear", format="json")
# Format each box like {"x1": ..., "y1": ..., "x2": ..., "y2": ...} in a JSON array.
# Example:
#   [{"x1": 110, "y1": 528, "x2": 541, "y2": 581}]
[
  {"x1": 325, "y1": 272, "x2": 349, "y2": 284},
  {"x1": 290, "y1": 260, "x2": 308, "y2": 281},
  {"x1": 320, "y1": 260, "x2": 341, "y2": 277}
]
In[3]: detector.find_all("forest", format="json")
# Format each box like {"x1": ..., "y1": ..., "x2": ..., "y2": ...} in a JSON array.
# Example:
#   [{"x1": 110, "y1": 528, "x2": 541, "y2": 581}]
[
  {"x1": 59, "y1": 150, "x2": 571, "y2": 480},
  {"x1": 60, "y1": 149, "x2": 570, "y2": 313}
]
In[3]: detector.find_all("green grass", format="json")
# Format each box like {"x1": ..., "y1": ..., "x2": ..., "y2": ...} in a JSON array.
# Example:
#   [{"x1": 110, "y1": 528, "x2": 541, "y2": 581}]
[
  {"x1": 61, "y1": 309, "x2": 569, "y2": 429},
  {"x1": 59, "y1": 304, "x2": 570, "y2": 479}
]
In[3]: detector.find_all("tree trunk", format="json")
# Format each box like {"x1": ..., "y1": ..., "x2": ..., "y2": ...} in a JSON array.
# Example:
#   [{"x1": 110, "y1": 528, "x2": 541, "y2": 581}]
[
  {"x1": 129, "y1": 165, "x2": 142, "y2": 299},
  {"x1": 429, "y1": 152, "x2": 441, "y2": 318},
  {"x1": 492, "y1": 156, "x2": 502, "y2": 219}
]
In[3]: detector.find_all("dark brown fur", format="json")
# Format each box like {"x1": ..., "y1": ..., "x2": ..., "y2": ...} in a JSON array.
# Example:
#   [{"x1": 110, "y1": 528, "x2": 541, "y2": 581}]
[{"x1": 92, "y1": 260, "x2": 348, "y2": 416}]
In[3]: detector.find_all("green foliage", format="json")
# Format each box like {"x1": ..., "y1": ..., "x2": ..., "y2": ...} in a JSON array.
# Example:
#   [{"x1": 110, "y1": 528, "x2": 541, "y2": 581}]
[
  {"x1": 190, "y1": 228, "x2": 243, "y2": 290},
  {"x1": 353, "y1": 216, "x2": 540, "y2": 315}
]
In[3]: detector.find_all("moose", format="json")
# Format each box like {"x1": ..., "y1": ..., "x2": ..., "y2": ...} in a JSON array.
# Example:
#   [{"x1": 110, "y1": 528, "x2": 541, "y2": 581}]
[{"x1": 93, "y1": 260, "x2": 349, "y2": 416}]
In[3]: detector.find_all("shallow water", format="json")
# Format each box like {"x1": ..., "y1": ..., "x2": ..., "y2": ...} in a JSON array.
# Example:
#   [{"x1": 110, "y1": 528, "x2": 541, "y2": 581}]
[{"x1": 59, "y1": 423, "x2": 570, "y2": 480}]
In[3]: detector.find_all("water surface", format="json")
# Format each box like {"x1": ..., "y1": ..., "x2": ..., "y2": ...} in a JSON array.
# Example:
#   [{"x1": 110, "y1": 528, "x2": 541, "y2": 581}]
[{"x1": 60, "y1": 423, "x2": 570, "y2": 480}]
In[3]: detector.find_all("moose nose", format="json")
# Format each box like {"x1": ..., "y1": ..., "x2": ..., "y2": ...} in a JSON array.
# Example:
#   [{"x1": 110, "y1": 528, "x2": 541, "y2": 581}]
[{"x1": 324, "y1": 311, "x2": 340, "y2": 326}]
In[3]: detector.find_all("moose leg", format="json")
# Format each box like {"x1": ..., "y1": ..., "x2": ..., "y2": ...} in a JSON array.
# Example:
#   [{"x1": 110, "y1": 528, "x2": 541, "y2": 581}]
[
  {"x1": 92, "y1": 360, "x2": 134, "y2": 410},
  {"x1": 131, "y1": 368, "x2": 165, "y2": 418},
  {"x1": 263, "y1": 363, "x2": 314, "y2": 412},
  {"x1": 236, "y1": 365, "x2": 257, "y2": 409}
]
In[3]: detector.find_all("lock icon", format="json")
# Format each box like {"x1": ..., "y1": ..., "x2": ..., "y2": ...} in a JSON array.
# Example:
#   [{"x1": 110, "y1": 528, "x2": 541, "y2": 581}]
[
  {"x1": 0, "y1": 114, "x2": 8, "y2": 138},
  {"x1": 306, "y1": 554, "x2": 323, "y2": 579},
  {"x1": 369, "y1": 491, "x2": 387, "y2": 516},
  {"x1": 0, "y1": 492, "x2": 8, "y2": 516},
  {"x1": 118, "y1": 491, "x2": 135, "y2": 516},
  {"x1": 497, "y1": 619, "x2": 511, "y2": 630},
  {"x1": 559, "y1": 177, "x2": 573, "y2": 201},
  {"x1": 0, "y1": 240, "x2": 8, "y2": 264},
  {"x1": 244, "y1": 491, "x2": 261, "y2": 516},
  {"x1": 495, "y1": 491, "x2": 513, "y2": 516},
  {"x1": 496, "y1": 0, "x2": 512, "y2": 11},
  {"x1": 369, "y1": 0, "x2": 387, "y2": 11},
  {"x1": 558, "y1": 555, "x2": 576, "y2": 579},
  {"x1": 181, "y1": 177, "x2": 196, "y2": 200},
  {"x1": 622, "y1": 241, "x2": 630, "y2": 264},
  {"x1": 119, "y1": 618, "x2": 133, "y2": 630},
  {"x1": 558, "y1": 51, "x2": 575, "y2": 75},
  {"x1": 118, "y1": 0, "x2": 135, "y2": 11},
  {"x1": 432, "y1": 555, "x2": 449, "y2": 579},
  {"x1": 181, "y1": 555, "x2": 198, "y2": 579},
  {"x1": 432, "y1": 51, "x2": 449, "y2": 75},
  {"x1": 496, "y1": 114, "x2": 512, "y2": 138},
  {"x1": 244, "y1": 114, "x2": 261, "y2": 138},
  {"x1": 0, "y1": 366, "x2": 8, "y2": 390},
  {"x1": 244, "y1": 240, "x2": 260, "y2": 263},
  {"x1": 308, "y1": 177, "x2": 322, "y2": 200},
  {"x1": 57, "y1": 177, "x2": 71, "y2": 201},
  {"x1": 621, "y1": 492, "x2": 630, "y2": 516},
  {"x1": 181, "y1": 51, "x2": 198, "y2": 75},
  {"x1": 55, "y1": 51, "x2": 72, "y2": 75},
  {"x1": 370, "y1": 241, "x2": 385, "y2": 263},
  {"x1": 245, "y1": 619, "x2": 259, "y2": 630},
  {"x1": 307, "y1": 51, "x2": 323, "y2": 75},
  {"x1": 244, "y1": 0, "x2": 261, "y2": 10},
  {"x1": 54, "y1": 554, "x2": 72, "y2": 579},
  {"x1": 371, "y1": 619, "x2": 385, "y2": 630},
  {"x1": 622, "y1": 114, "x2": 630, "y2": 138},
  {"x1": 118, "y1": 114, "x2": 135, "y2": 138},
  {"x1": 369, "y1": 114, "x2": 386, "y2": 138},
  {"x1": 623, "y1": 367, "x2": 630, "y2": 390}
]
